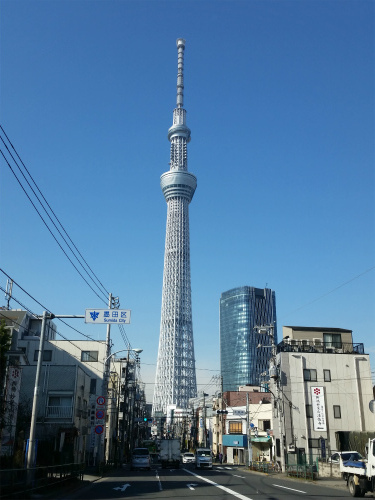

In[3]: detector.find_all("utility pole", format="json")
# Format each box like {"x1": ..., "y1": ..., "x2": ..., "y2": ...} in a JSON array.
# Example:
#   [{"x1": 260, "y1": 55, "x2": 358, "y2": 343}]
[
  {"x1": 203, "y1": 393, "x2": 208, "y2": 447},
  {"x1": 247, "y1": 392, "x2": 252, "y2": 466},
  {"x1": 103, "y1": 293, "x2": 112, "y2": 464},
  {"x1": 27, "y1": 311, "x2": 50, "y2": 472}
]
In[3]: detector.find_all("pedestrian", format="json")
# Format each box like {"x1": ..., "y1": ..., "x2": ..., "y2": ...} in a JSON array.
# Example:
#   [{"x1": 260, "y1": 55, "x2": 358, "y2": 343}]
[{"x1": 219, "y1": 452, "x2": 223, "y2": 464}]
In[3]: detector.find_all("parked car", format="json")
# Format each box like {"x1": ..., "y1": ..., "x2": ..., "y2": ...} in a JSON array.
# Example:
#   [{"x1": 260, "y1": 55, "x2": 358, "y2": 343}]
[
  {"x1": 328, "y1": 451, "x2": 363, "y2": 464},
  {"x1": 131, "y1": 448, "x2": 151, "y2": 470},
  {"x1": 181, "y1": 452, "x2": 195, "y2": 464}
]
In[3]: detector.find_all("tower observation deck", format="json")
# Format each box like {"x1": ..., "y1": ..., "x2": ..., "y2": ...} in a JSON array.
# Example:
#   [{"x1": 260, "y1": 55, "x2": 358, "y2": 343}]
[{"x1": 152, "y1": 39, "x2": 197, "y2": 414}]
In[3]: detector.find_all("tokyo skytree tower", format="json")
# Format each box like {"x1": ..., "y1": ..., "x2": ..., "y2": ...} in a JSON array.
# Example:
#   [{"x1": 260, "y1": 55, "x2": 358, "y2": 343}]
[{"x1": 152, "y1": 39, "x2": 197, "y2": 414}]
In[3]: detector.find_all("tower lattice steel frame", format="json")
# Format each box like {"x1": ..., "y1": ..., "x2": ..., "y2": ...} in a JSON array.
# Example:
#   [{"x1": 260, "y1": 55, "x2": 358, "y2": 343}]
[{"x1": 153, "y1": 39, "x2": 197, "y2": 414}]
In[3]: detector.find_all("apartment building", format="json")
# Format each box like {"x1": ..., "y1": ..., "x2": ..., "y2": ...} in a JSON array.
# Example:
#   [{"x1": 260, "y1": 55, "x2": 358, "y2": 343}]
[{"x1": 270, "y1": 326, "x2": 374, "y2": 469}]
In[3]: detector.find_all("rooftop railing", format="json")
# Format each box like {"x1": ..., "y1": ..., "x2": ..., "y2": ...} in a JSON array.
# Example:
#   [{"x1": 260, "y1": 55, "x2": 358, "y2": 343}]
[{"x1": 277, "y1": 341, "x2": 364, "y2": 355}]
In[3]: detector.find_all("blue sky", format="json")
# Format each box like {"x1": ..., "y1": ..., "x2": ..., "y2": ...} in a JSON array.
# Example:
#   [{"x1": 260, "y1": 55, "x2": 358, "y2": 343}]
[{"x1": 1, "y1": 0, "x2": 374, "y2": 403}]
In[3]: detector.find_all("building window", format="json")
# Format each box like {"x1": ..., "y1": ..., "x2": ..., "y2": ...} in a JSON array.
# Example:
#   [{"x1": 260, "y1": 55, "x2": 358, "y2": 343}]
[
  {"x1": 324, "y1": 369, "x2": 331, "y2": 382},
  {"x1": 81, "y1": 351, "x2": 98, "y2": 362},
  {"x1": 34, "y1": 350, "x2": 52, "y2": 362},
  {"x1": 306, "y1": 405, "x2": 313, "y2": 418},
  {"x1": 303, "y1": 369, "x2": 317, "y2": 382},
  {"x1": 333, "y1": 405, "x2": 341, "y2": 418},
  {"x1": 90, "y1": 378, "x2": 97, "y2": 394},
  {"x1": 229, "y1": 421, "x2": 242, "y2": 434},
  {"x1": 323, "y1": 333, "x2": 342, "y2": 349},
  {"x1": 258, "y1": 419, "x2": 271, "y2": 431},
  {"x1": 308, "y1": 438, "x2": 320, "y2": 448}
]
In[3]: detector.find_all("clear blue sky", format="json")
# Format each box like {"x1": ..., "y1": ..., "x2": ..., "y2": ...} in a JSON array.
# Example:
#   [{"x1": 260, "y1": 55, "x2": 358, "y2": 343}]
[{"x1": 1, "y1": 0, "x2": 374, "y2": 403}]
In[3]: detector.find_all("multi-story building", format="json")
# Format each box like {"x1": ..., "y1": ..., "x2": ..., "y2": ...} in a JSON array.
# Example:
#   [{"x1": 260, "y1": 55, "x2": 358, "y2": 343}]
[
  {"x1": 212, "y1": 387, "x2": 272, "y2": 464},
  {"x1": 220, "y1": 287, "x2": 277, "y2": 391},
  {"x1": 270, "y1": 326, "x2": 375, "y2": 470}
]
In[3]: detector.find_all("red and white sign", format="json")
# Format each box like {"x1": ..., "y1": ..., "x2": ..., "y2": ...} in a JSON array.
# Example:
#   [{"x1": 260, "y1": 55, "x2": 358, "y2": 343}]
[{"x1": 311, "y1": 386, "x2": 327, "y2": 431}]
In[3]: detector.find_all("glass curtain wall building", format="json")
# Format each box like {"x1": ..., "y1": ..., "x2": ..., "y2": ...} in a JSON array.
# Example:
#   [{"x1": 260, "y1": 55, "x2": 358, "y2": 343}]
[{"x1": 220, "y1": 286, "x2": 277, "y2": 392}]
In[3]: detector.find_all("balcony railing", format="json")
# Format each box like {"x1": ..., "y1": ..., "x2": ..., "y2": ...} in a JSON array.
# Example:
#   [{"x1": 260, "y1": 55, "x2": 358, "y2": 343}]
[
  {"x1": 45, "y1": 406, "x2": 73, "y2": 419},
  {"x1": 277, "y1": 340, "x2": 364, "y2": 355}
]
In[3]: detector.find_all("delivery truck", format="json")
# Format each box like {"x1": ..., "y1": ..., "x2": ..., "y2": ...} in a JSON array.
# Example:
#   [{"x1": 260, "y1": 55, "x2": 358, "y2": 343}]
[{"x1": 160, "y1": 439, "x2": 180, "y2": 469}]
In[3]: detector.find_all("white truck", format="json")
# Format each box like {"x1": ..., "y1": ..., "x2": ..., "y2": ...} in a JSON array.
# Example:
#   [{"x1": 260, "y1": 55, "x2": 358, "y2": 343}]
[
  {"x1": 160, "y1": 439, "x2": 180, "y2": 469},
  {"x1": 340, "y1": 438, "x2": 375, "y2": 497}
]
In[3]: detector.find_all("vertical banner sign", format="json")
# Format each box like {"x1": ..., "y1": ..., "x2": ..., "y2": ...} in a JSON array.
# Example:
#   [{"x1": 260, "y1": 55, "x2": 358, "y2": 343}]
[
  {"x1": 1, "y1": 367, "x2": 22, "y2": 454},
  {"x1": 311, "y1": 386, "x2": 327, "y2": 431}
]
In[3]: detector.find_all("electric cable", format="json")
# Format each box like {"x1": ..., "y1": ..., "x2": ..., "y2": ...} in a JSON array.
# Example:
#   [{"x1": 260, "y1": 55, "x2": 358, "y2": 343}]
[
  {"x1": 0, "y1": 126, "x2": 109, "y2": 302},
  {"x1": 0, "y1": 151, "x2": 108, "y2": 305}
]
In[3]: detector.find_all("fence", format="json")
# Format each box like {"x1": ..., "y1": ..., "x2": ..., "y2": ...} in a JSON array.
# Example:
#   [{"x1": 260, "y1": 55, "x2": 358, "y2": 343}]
[
  {"x1": 249, "y1": 461, "x2": 281, "y2": 473},
  {"x1": 0, "y1": 462, "x2": 84, "y2": 499}
]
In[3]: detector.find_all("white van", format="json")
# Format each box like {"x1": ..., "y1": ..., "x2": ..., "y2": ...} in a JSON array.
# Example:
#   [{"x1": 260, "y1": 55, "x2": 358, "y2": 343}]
[{"x1": 195, "y1": 448, "x2": 212, "y2": 469}]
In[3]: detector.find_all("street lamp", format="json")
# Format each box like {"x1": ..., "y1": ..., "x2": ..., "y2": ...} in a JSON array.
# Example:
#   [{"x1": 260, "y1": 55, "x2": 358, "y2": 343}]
[{"x1": 104, "y1": 348, "x2": 143, "y2": 365}]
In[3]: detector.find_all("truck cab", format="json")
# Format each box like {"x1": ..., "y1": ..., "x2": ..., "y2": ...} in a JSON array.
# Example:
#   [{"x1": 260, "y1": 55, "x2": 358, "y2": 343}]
[{"x1": 340, "y1": 438, "x2": 375, "y2": 497}]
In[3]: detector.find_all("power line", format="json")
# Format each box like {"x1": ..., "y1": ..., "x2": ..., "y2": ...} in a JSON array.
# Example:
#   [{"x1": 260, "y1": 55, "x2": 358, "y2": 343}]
[
  {"x1": 283, "y1": 266, "x2": 375, "y2": 320},
  {"x1": 0, "y1": 126, "x2": 109, "y2": 303}
]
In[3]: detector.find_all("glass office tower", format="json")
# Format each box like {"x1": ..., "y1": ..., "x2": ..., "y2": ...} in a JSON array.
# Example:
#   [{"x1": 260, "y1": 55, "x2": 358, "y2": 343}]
[{"x1": 220, "y1": 286, "x2": 277, "y2": 392}]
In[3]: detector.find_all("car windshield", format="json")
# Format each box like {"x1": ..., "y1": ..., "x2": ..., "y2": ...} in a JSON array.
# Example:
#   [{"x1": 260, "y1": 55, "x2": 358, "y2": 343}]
[
  {"x1": 133, "y1": 448, "x2": 149, "y2": 456},
  {"x1": 197, "y1": 450, "x2": 210, "y2": 456},
  {"x1": 184, "y1": 453, "x2": 194, "y2": 457},
  {"x1": 341, "y1": 452, "x2": 363, "y2": 461}
]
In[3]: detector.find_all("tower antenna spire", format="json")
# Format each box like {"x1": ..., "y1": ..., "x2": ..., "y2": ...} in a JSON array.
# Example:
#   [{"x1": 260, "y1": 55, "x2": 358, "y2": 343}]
[{"x1": 176, "y1": 38, "x2": 186, "y2": 108}]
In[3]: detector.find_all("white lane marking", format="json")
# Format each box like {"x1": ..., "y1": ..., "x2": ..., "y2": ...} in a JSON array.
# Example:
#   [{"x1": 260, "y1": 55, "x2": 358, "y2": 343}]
[
  {"x1": 183, "y1": 469, "x2": 253, "y2": 500},
  {"x1": 187, "y1": 483, "x2": 198, "y2": 490},
  {"x1": 113, "y1": 483, "x2": 130, "y2": 492},
  {"x1": 272, "y1": 484, "x2": 307, "y2": 494},
  {"x1": 234, "y1": 475, "x2": 245, "y2": 478},
  {"x1": 155, "y1": 471, "x2": 162, "y2": 491},
  {"x1": 225, "y1": 467, "x2": 233, "y2": 469}
]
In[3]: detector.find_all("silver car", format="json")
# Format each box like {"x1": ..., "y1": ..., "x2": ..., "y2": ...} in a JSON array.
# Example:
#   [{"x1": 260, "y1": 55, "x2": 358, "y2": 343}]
[
  {"x1": 131, "y1": 448, "x2": 151, "y2": 470},
  {"x1": 182, "y1": 452, "x2": 195, "y2": 464}
]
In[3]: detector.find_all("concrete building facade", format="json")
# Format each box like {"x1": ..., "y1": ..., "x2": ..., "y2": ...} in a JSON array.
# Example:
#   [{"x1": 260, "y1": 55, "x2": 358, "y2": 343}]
[{"x1": 270, "y1": 326, "x2": 375, "y2": 469}]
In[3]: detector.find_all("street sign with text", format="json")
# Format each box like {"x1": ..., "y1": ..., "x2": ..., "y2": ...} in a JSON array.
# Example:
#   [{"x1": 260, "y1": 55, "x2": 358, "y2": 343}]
[{"x1": 85, "y1": 309, "x2": 131, "y2": 324}]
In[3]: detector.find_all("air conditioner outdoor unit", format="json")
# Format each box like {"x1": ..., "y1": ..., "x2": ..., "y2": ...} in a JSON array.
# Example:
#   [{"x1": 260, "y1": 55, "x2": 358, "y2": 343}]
[
  {"x1": 313, "y1": 338, "x2": 323, "y2": 346},
  {"x1": 301, "y1": 340, "x2": 310, "y2": 346},
  {"x1": 289, "y1": 339, "x2": 298, "y2": 346},
  {"x1": 326, "y1": 347, "x2": 335, "y2": 353}
]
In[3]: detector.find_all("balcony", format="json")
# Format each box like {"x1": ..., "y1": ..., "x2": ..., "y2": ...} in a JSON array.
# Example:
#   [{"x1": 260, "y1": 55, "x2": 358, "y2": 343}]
[
  {"x1": 277, "y1": 340, "x2": 364, "y2": 355},
  {"x1": 45, "y1": 406, "x2": 73, "y2": 420}
]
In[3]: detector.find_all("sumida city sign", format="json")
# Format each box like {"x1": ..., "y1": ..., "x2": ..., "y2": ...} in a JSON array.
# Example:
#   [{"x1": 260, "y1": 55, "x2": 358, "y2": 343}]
[{"x1": 85, "y1": 309, "x2": 131, "y2": 324}]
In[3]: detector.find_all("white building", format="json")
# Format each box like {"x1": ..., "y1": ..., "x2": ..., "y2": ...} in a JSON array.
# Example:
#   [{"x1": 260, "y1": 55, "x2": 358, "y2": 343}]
[{"x1": 270, "y1": 326, "x2": 375, "y2": 469}]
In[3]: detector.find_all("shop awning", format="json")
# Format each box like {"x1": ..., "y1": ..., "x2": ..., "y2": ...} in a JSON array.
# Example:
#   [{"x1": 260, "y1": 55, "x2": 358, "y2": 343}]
[{"x1": 251, "y1": 436, "x2": 271, "y2": 443}]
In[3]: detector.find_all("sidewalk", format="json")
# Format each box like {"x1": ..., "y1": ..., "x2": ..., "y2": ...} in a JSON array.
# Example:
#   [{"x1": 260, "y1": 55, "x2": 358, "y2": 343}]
[{"x1": 241, "y1": 465, "x2": 348, "y2": 492}]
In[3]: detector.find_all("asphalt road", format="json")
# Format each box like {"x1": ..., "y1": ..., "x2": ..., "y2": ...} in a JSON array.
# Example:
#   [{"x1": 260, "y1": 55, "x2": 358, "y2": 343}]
[{"x1": 63, "y1": 464, "x2": 353, "y2": 500}]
